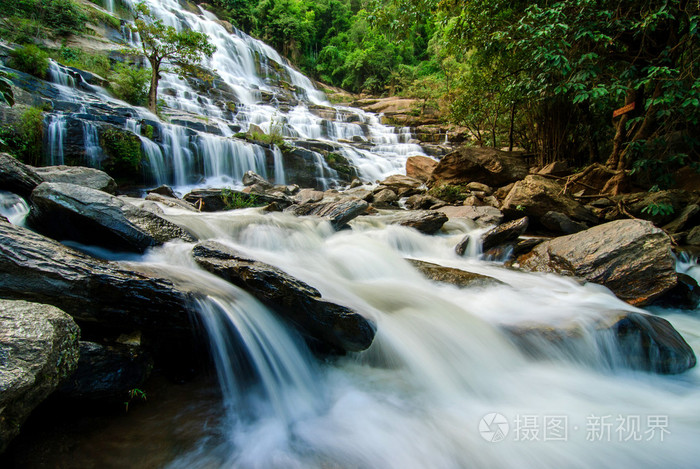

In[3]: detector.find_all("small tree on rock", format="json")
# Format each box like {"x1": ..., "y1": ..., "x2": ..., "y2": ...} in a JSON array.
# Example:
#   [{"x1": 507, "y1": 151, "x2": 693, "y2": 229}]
[{"x1": 129, "y1": 2, "x2": 216, "y2": 113}]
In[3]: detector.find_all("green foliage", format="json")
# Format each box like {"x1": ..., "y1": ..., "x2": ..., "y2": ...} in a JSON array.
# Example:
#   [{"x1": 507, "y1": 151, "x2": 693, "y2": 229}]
[
  {"x1": 0, "y1": 107, "x2": 45, "y2": 165},
  {"x1": 100, "y1": 128, "x2": 144, "y2": 179},
  {"x1": 50, "y1": 47, "x2": 111, "y2": 78},
  {"x1": 110, "y1": 62, "x2": 150, "y2": 107},
  {"x1": 142, "y1": 124, "x2": 154, "y2": 139},
  {"x1": 128, "y1": 2, "x2": 216, "y2": 112},
  {"x1": 641, "y1": 202, "x2": 675, "y2": 217},
  {"x1": 9, "y1": 45, "x2": 49, "y2": 79},
  {"x1": 0, "y1": 0, "x2": 88, "y2": 37},
  {"x1": 124, "y1": 387, "x2": 147, "y2": 412},
  {"x1": 428, "y1": 184, "x2": 466, "y2": 203},
  {"x1": 220, "y1": 189, "x2": 261, "y2": 209},
  {"x1": 0, "y1": 71, "x2": 15, "y2": 108}
]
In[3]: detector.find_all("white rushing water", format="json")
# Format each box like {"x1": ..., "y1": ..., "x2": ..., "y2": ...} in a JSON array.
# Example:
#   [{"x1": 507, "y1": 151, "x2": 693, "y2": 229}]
[
  {"x1": 38, "y1": 0, "x2": 429, "y2": 189},
  {"x1": 112, "y1": 202, "x2": 700, "y2": 469}
]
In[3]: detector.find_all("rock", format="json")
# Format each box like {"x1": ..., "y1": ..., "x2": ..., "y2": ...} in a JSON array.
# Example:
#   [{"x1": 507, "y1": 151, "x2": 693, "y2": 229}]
[
  {"x1": 372, "y1": 188, "x2": 398, "y2": 208},
  {"x1": 501, "y1": 175, "x2": 598, "y2": 231},
  {"x1": 145, "y1": 193, "x2": 199, "y2": 212},
  {"x1": 30, "y1": 182, "x2": 195, "y2": 253},
  {"x1": 663, "y1": 204, "x2": 700, "y2": 234},
  {"x1": 688, "y1": 226, "x2": 700, "y2": 246},
  {"x1": 404, "y1": 194, "x2": 444, "y2": 210},
  {"x1": 378, "y1": 174, "x2": 424, "y2": 197},
  {"x1": 537, "y1": 161, "x2": 570, "y2": 177},
  {"x1": 290, "y1": 198, "x2": 368, "y2": 230},
  {"x1": 248, "y1": 123, "x2": 265, "y2": 135},
  {"x1": 428, "y1": 146, "x2": 529, "y2": 188},
  {"x1": 33, "y1": 165, "x2": 117, "y2": 194},
  {"x1": 0, "y1": 218, "x2": 196, "y2": 332},
  {"x1": 192, "y1": 241, "x2": 375, "y2": 353},
  {"x1": 518, "y1": 220, "x2": 678, "y2": 306},
  {"x1": 406, "y1": 156, "x2": 438, "y2": 182},
  {"x1": 620, "y1": 190, "x2": 698, "y2": 226},
  {"x1": 383, "y1": 210, "x2": 448, "y2": 234},
  {"x1": 466, "y1": 182, "x2": 493, "y2": 195},
  {"x1": 540, "y1": 211, "x2": 588, "y2": 235},
  {"x1": 408, "y1": 259, "x2": 503, "y2": 288},
  {"x1": 242, "y1": 171, "x2": 272, "y2": 188},
  {"x1": 147, "y1": 185, "x2": 177, "y2": 198},
  {"x1": 503, "y1": 310, "x2": 696, "y2": 374},
  {"x1": 437, "y1": 205, "x2": 504, "y2": 227},
  {"x1": 456, "y1": 217, "x2": 529, "y2": 256},
  {"x1": 651, "y1": 273, "x2": 700, "y2": 310},
  {"x1": 0, "y1": 152, "x2": 44, "y2": 199},
  {"x1": 58, "y1": 341, "x2": 153, "y2": 401},
  {"x1": 0, "y1": 300, "x2": 80, "y2": 452},
  {"x1": 184, "y1": 188, "x2": 290, "y2": 212},
  {"x1": 295, "y1": 188, "x2": 325, "y2": 205}
]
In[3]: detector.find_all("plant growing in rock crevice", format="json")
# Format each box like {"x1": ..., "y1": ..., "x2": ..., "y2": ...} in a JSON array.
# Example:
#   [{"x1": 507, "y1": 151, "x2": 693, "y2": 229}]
[{"x1": 100, "y1": 128, "x2": 144, "y2": 180}]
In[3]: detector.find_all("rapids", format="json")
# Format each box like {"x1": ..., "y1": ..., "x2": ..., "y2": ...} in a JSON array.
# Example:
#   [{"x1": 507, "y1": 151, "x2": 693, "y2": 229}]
[{"x1": 25, "y1": 202, "x2": 696, "y2": 469}]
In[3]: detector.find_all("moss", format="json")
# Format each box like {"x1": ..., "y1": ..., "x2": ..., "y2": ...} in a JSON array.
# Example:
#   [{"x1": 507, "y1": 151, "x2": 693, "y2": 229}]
[
  {"x1": 100, "y1": 127, "x2": 144, "y2": 180},
  {"x1": 9, "y1": 45, "x2": 49, "y2": 79},
  {"x1": 142, "y1": 124, "x2": 154, "y2": 140},
  {"x1": 0, "y1": 106, "x2": 45, "y2": 166},
  {"x1": 428, "y1": 184, "x2": 468, "y2": 203},
  {"x1": 324, "y1": 152, "x2": 356, "y2": 179}
]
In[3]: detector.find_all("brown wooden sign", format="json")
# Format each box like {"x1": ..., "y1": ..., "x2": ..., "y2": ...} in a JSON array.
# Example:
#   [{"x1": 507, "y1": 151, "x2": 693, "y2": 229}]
[{"x1": 613, "y1": 102, "x2": 635, "y2": 118}]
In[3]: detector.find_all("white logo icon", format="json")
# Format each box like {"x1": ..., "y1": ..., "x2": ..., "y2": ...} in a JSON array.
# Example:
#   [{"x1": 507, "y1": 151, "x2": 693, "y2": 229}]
[{"x1": 479, "y1": 413, "x2": 509, "y2": 442}]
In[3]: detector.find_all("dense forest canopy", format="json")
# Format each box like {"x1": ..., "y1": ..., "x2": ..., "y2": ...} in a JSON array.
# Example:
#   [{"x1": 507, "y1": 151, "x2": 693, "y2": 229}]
[{"x1": 207, "y1": 0, "x2": 699, "y2": 187}]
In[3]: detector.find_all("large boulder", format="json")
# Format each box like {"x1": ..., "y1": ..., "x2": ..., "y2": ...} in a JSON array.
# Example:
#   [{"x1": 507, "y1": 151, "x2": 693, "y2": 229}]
[
  {"x1": 0, "y1": 152, "x2": 44, "y2": 199},
  {"x1": 192, "y1": 241, "x2": 375, "y2": 353},
  {"x1": 518, "y1": 219, "x2": 678, "y2": 306},
  {"x1": 0, "y1": 300, "x2": 80, "y2": 452},
  {"x1": 378, "y1": 174, "x2": 424, "y2": 197},
  {"x1": 0, "y1": 217, "x2": 196, "y2": 332},
  {"x1": 184, "y1": 188, "x2": 289, "y2": 212},
  {"x1": 32, "y1": 165, "x2": 117, "y2": 194},
  {"x1": 30, "y1": 182, "x2": 195, "y2": 253},
  {"x1": 290, "y1": 197, "x2": 369, "y2": 230},
  {"x1": 501, "y1": 175, "x2": 598, "y2": 231},
  {"x1": 428, "y1": 146, "x2": 529, "y2": 188},
  {"x1": 406, "y1": 155, "x2": 438, "y2": 182},
  {"x1": 503, "y1": 310, "x2": 696, "y2": 374}
]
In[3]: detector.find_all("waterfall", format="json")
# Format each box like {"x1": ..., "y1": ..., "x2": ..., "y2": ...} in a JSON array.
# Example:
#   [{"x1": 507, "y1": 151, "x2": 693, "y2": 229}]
[
  {"x1": 45, "y1": 114, "x2": 66, "y2": 165},
  {"x1": 272, "y1": 145, "x2": 286, "y2": 185},
  {"x1": 0, "y1": 191, "x2": 30, "y2": 225},
  {"x1": 82, "y1": 121, "x2": 103, "y2": 166}
]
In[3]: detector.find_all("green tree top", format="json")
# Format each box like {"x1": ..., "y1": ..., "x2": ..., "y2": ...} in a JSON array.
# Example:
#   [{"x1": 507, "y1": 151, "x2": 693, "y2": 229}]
[{"x1": 130, "y1": 2, "x2": 216, "y2": 113}]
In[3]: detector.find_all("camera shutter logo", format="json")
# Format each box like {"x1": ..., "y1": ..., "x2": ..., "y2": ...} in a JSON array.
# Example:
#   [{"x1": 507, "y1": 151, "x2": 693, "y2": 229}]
[{"x1": 479, "y1": 413, "x2": 509, "y2": 442}]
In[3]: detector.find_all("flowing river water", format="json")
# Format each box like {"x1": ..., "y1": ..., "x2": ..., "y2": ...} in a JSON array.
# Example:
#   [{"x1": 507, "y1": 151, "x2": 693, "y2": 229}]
[{"x1": 8, "y1": 200, "x2": 699, "y2": 468}]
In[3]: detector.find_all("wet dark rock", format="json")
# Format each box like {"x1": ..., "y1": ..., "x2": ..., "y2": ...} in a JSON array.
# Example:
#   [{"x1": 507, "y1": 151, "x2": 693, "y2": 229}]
[
  {"x1": 58, "y1": 341, "x2": 153, "y2": 401},
  {"x1": 0, "y1": 152, "x2": 44, "y2": 199},
  {"x1": 0, "y1": 217, "x2": 196, "y2": 332},
  {"x1": 30, "y1": 182, "x2": 195, "y2": 253},
  {"x1": 147, "y1": 185, "x2": 177, "y2": 198},
  {"x1": 503, "y1": 310, "x2": 696, "y2": 375},
  {"x1": 651, "y1": 273, "x2": 700, "y2": 310},
  {"x1": 408, "y1": 259, "x2": 503, "y2": 288},
  {"x1": 242, "y1": 171, "x2": 272, "y2": 188},
  {"x1": 32, "y1": 166, "x2": 117, "y2": 194},
  {"x1": 456, "y1": 217, "x2": 529, "y2": 256},
  {"x1": 429, "y1": 146, "x2": 528, "y2": 188},
  {"x1": 0, "y1": 300, "x2": 80, "y2": 452},
  {"x1": 192, "y1": 241, "x2": 375, "y2": 353},
  {"x1": 518, "y1": 220, "x2": 678, "y2": 306},
  {"x1": 183, "y1": 188, "x2": 290, "y2": 212},
  {"x1": 663, "y1": 204, "x2": 700, "y2": 234},
  {"x1": 382, "y1": 210, "x2": 448, "y2": 234},
  {"x1": 290, "y1": 198, "x2": 368, "y2": 230}
]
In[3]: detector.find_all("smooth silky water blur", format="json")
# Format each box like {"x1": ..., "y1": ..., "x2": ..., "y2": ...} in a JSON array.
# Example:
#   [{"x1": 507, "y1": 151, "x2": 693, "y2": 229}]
[{"x1": 89, "y1": 200, "x2": 700, "y2": 468}]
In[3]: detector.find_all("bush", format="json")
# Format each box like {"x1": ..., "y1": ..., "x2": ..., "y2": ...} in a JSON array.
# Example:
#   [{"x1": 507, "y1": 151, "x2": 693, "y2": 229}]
[
  {"x1": 428, "y1": 184, "x2": 467, "y2": 203},
  {"x1": 110, "y1": 63, "x2": 150, "y2": 106},
  {"x1": 100, "y1": 127, "x2": 144, "y2": 179},
  {"x1": 0, "y1": 106, "x2": 45, "y2": 165},
  {"x1": 53, "y1": 47, "x2": 111, "y2": 78},
  {"x1": 0, "y1": 0, "x2": 86, "y2": 37},
  {"x1": 220, "y1": 189, "x2": 262, "y2": 210},
  {"x1": 9, "y1": 45, "x2": 50, "y2": 79}
]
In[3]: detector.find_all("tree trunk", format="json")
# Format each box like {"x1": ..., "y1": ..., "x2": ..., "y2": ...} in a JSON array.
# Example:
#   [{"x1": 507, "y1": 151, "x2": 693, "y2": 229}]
[
  {"x1": 508, "y1": 103, "x2": 516, "y2": 152},
  {"x1": 147, "y1": 59, "x2": 160, "y2": 114},
  {"x1": 606, "y1": 89, "x2": 637, "y2": 169}
]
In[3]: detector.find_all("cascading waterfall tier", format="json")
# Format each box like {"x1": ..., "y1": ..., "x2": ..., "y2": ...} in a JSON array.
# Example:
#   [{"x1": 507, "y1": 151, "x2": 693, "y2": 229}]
[{"x1": 35, "y1": 0, "x2": 432, "y2": 190}]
